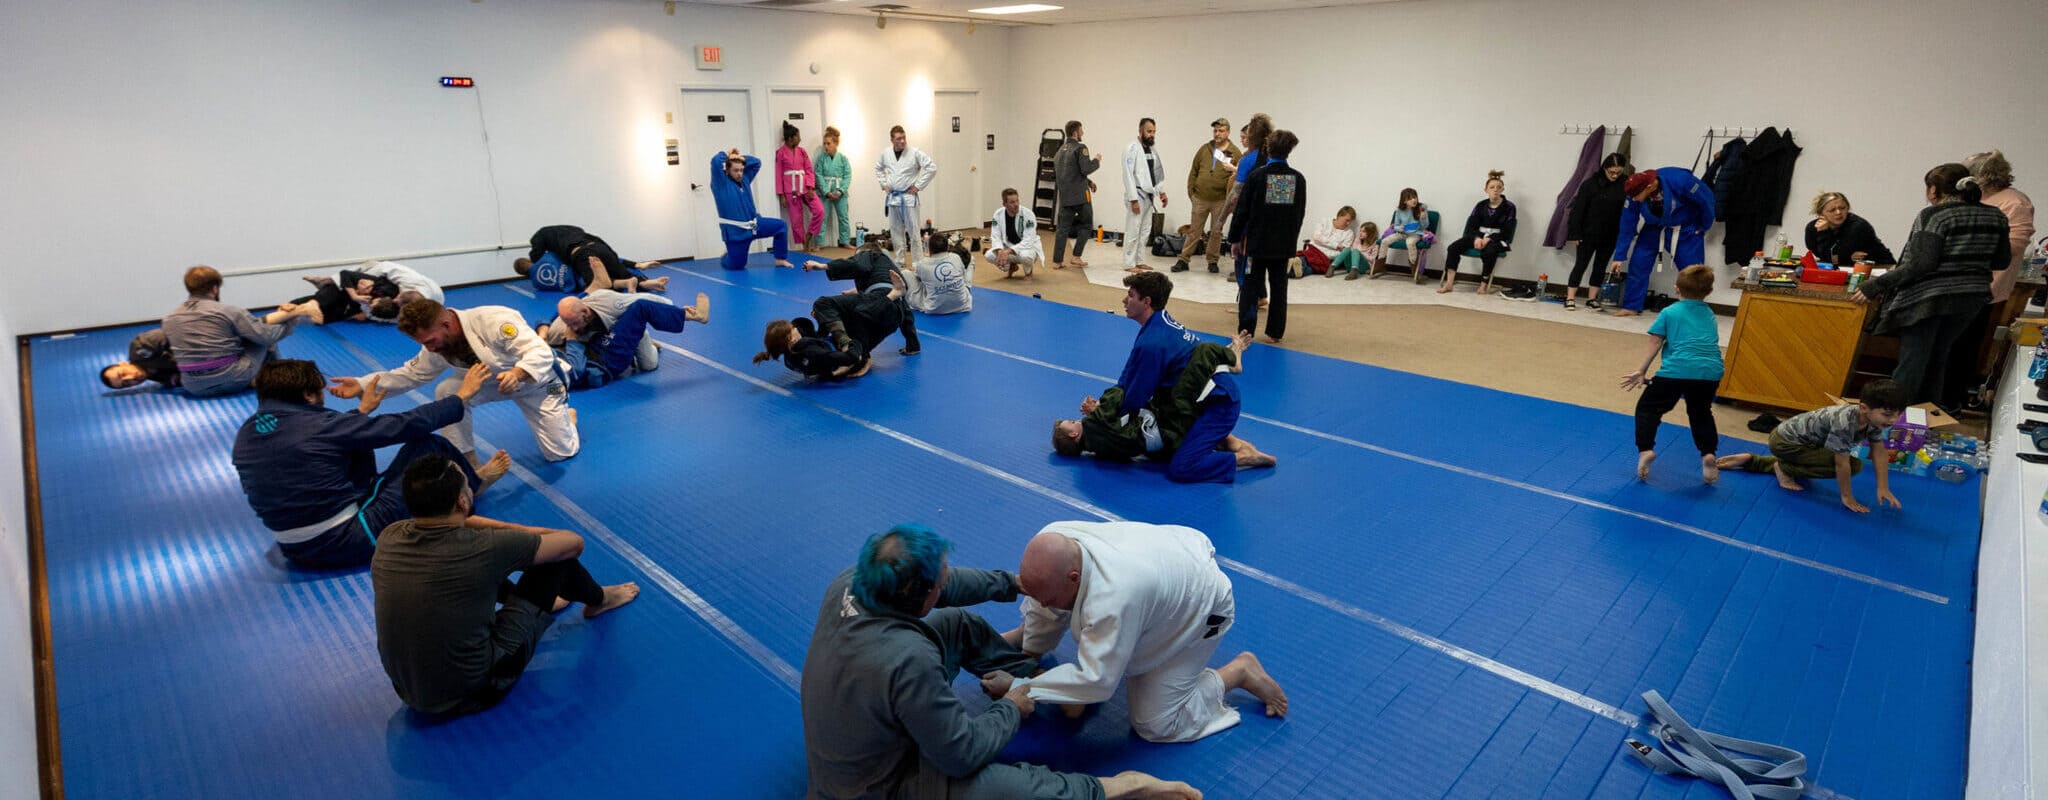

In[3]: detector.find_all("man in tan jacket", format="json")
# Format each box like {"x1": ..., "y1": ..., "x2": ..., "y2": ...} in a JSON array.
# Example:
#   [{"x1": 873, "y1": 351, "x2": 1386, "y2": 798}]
[{"x1": 1175, "y1": 118, "x2": 1241, "y2": 273}]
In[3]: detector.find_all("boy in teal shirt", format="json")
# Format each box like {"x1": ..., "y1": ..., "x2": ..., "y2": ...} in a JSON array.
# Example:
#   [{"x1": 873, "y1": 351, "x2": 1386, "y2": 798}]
[{"x1": 1622, "y1": 265, "x2": 1726, "y2": 483}]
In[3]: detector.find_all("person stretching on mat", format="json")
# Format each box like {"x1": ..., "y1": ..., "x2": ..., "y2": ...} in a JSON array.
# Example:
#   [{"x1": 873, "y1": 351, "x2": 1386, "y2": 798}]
[
  {"x1": 354, "y1": 260, "x2": 445, "y2": 322},
  {"x1": 1053, "y1": 333, "x2": 1277, "y2": 482},
  {"x1": 162, "y1": 266, "x2": 317, "y2": 397},
  {"x1": 753, "y1": 270, "x2": 908, "y2": 381},
  {"x1": 512, "y1": 224, "x2": 670, "y2": 293},
  {"x1": 538, "y1": 291, "x2": 711, "y2": 390},
  {"x1": 986, "y1": 521, "x2": 1289, "y2": 743},
  {"x1": 800, "y1": 522, "x2": 1202, "y2": 800},
  {"x1": 711, "y1": 148, "x2": 796, "y2": 270},
  {"x1": 329, "y1": 299, "x2": 581, "y2": 463},
  {"x1": 100, "y1": 327, "x2": 181, "y2": 390},
  {"x1": 808, "y1": 240, "x2": 923, "y2": 354},
  {"x1": 231, "y1": 358, "x2": 509, "y2": 569},
  {"x1": 372, "y1": 453, "x2": 638, "y2": 716}
]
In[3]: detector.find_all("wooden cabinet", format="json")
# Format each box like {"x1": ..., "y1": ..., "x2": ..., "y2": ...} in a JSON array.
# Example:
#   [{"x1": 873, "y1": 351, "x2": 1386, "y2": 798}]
[{"x1": 1719, "y1": 285, "x2": 1870, "y2": 411}]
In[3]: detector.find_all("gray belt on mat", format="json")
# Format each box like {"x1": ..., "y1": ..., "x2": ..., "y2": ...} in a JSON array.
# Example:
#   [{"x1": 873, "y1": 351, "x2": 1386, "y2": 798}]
[{"x1": 1625, "y1": 690, "x2": 1809, "y2": 800}]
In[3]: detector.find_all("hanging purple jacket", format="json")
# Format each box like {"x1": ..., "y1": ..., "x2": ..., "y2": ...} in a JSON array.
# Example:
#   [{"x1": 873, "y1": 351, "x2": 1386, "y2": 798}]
[{"x1": 1543, "y1": 127, "x2": 1607, "y2": 249}]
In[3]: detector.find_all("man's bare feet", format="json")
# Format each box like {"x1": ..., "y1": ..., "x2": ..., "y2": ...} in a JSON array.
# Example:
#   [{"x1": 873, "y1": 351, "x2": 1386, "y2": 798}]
[
  {"x1": 1218, "y1": 651, "x2": 1288, "y2": 717},
  {"x1": 1100, "y1": 771, "x2": 1202, "y2": 800},
  {"x1": 1262, "y1": 336, "x2": 1282, "y2": 345},
  {"x1": 476, "y1": 450, "x2": 513, "y2": 489},
  {"x1": 1070, "y1": 257, "x2": 1089, "y2": 268},
  {"x1": 1701, "y1": 453, "x2": 1720, "y2": 484},
  {"x1": 846, "y1": 361, "x2": 873, "y2": 378},
  {"x1": 640, "y1": 276, "x2": 670, "y2": 293},
  {"x1": 1715, "y1": 453, "x2": 1754, "y2": 470},
  {"x1": 1228, "y1": 330, "x2": 1252, "y2": 365},
  {"x1": 685, "y1": 292, "x2": 712, "y2": 324},
  {"x1": 1772, "y1": 462, "x2": 1805, "y2": 491},
  {"x1": 774, "y1": 259, "x2": 795, "y2": 268},
  {"x1": 1235, "y1": 446, "x2": 1278, "y2": 469},
  {"x1": 583, "y1": 582, "x2": 641, "y2": 618},
  {"x1": 1435, "y1": 285, "x2": 1452, "y2": 294},
  {"x1": 1637, "y1": 450, "x2": 1656, "y2": 480}
]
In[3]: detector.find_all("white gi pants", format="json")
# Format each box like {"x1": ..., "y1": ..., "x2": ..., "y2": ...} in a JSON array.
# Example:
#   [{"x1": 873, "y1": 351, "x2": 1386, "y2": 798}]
[
  {"x1": 1124, "y1": 195, "x2": 1155, "y2": 269},
  {"x1": 1126, "y1": 590, "x2": 1241, "y2": 743},
  {"x1": 431, "y1": 365, "x2": 580, "y2": 462},
  {"x1": 887, "y1": 196, "x2": 924, "y2": 264}
]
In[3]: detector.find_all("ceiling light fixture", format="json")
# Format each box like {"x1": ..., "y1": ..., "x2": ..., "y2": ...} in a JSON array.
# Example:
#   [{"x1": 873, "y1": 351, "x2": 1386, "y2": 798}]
[{"x1": 968, "y1": 3, "x2": 1062, "y2": 14}]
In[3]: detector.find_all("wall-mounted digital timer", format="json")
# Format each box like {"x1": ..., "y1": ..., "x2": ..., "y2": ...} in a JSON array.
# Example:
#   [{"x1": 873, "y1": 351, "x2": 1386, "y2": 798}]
[{"x1": 439, "y1": 77, "x2": 474, "y2": 88}]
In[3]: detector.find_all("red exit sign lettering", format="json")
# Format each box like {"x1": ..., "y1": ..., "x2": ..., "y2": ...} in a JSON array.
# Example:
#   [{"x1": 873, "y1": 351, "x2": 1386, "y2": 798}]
[{"x1": 695, "y1": 45, "x2": 725, "y2": 71}]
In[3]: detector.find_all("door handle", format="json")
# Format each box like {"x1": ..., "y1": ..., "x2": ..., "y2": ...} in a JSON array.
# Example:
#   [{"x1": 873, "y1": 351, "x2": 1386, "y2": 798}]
[{"x1": 691, "y1": 183, "x2": 702, "y2": 190}]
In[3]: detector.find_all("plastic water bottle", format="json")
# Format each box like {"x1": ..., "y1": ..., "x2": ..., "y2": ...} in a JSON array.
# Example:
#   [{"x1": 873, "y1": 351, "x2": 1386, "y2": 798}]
[
  {"x1": 1745, "y1": 251, "x2": 1764, "y2": 282},
  {"x1": 2030, "y1": 338, "x2": 2048, "y2": 380},
  {"x1": 1534, "y1": 273, "x2": 1548, "y2": 298},
  {"x1": 1774, "y1": 233, "x2": 1792, "y2": 261}
]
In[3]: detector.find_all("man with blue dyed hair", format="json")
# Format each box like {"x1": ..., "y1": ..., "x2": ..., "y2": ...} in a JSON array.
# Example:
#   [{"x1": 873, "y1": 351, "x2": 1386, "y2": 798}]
[{"x1": 800, "y1": 524, "x2": 1201, "y2": 800}]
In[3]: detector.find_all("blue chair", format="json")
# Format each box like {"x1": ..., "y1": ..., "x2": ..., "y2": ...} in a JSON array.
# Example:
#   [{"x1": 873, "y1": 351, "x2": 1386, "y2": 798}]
[{"x1": 1373, "y1": 209, "x2": 1440, "y2": 284}]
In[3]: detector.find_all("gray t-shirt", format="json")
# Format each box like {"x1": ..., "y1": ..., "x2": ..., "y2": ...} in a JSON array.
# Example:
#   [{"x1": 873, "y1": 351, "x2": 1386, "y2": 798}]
[
  {"x1": 1774, "y1": 403, "x2": 1886, "y2": 455},
  {"x1": 371, "y1": 520, "x2": 540, "y2": 713}
]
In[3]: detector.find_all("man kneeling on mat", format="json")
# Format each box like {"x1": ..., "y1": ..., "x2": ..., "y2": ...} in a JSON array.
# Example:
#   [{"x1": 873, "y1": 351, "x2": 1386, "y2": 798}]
[
  {"x1": 372, "y1": 454, "x2": 638, "y2": 716},
  {"x1": 538, "y1": 291, "x2": 711, "y2": 390},
  {"x1": 753, "y1": 270, "x2": 908, "y2": 381},
  {"x1": 799, "y1": 523, "x2": 1201, "y2": 800},
  {"x1": 1053, "y1": 332, "x2": 1277, "y2": 483},
  {"x1": 231, "y1": 359, "x2": 510, "y2": 569}
]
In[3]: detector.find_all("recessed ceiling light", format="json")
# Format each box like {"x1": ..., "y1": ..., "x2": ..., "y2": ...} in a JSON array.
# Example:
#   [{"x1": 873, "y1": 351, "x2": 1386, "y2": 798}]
[{"x1": 969, "y1": 3, "x2": 1062, "y2": 14}]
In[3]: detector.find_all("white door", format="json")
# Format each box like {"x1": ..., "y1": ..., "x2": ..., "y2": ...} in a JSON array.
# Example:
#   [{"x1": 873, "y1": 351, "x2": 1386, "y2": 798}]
[
  {"x1": 767, "y1": 89, "x2": 826, "y2": 175},
  {"x1": 680, "y1": 88, "x2": 757, "y2": 260},
  {"x1": 932, "y1": 90, "x2": 981, "y2": 232}
]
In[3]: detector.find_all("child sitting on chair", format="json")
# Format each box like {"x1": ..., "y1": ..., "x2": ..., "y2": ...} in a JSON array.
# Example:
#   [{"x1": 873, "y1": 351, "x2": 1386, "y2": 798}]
[
  {"x1": 1620, "y1": 265, "x2": 1725, "y2": 484},
  {"x1": 1372, "y1": 189, "x2": 1434, "y2": 277},
  {"x1": 1715, "y1": 379, "x2": 1909, "y2": 514}
]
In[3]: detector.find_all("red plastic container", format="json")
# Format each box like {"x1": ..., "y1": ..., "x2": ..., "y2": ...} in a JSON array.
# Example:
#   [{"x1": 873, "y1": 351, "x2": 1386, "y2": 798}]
[{"x1": 1801, "y1": 267, "x2": 1848, "y2": 285}]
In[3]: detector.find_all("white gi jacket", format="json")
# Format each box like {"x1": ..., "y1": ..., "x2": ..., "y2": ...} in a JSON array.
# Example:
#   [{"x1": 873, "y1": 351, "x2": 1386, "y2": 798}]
[
  {"x1": 360, "y1": 305, "x2": 579, "y2": 461},
  {"x1": 874, "y1": 146, "x2": 937, "y2": 207},
  {"x1": 986, "y1": 206, "x2": 1043, "y2": 264},
  {"x1": 357, "y1": 260, "x2": 445, "y2": 304},
  {"x1": 1123, "y1": 141, "x2": 1166, "y2": 203},
  {"x1": 1016, "y1": 521, "x2": 1234, "y2": 705}
]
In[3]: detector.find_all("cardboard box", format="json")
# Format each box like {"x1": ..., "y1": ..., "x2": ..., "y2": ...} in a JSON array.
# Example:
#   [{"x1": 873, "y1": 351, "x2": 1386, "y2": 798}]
[
  {"x1": 2012, "y1": 316, "x2": 2048, "y2": 347},
  {"x1": 1825, "y1": 395, "x2": 1964, "y2": 436}
]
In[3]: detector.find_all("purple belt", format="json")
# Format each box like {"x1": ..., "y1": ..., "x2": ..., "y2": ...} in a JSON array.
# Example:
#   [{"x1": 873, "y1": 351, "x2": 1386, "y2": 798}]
[{"x1": 177, "y1": 354, "x2": 240, "y2": 375}]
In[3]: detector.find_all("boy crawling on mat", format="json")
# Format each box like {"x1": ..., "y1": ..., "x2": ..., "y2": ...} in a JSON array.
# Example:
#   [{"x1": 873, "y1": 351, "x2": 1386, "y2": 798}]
[
  {"x1": 1715, "y1": 379, "x2": 1908, "y2": 513},
  {"x1": 1053, "y1": 331, "x2": 1277, "y2": 483}
]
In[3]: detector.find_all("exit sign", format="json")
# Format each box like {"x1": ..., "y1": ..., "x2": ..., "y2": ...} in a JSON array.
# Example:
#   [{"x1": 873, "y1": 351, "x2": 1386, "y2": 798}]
[{"x1": 695, "y1": 45, "x2": 724, "y2": 71}]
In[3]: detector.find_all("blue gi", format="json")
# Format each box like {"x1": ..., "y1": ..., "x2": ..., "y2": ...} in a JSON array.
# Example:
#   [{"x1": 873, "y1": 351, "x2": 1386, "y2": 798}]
[
  {"x1": 1113, "y1": 309, "x2": 1198, "y2": 415},
  {"x1": 558, "y1": 300, "x2": 695, "y2": 389},
  {"x1": 1168, "y1": 371, "x2": 1241, "y2": 484},
  {"x1": 712, "y1": 152, "x2": 790, "y2": 270},
  {"x1": 232, "y1": 395, "x2": 478, "y2": 568},
  {"x1": 1611, "y1": 166, "x2": 1717, "y2": 312}
]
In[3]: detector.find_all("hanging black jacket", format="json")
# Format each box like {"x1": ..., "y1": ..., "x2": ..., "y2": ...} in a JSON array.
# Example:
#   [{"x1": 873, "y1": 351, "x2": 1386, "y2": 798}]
[
  {"x1": 1701, "y1": 138, "x2": 1746, "y2": 221},
  {"x1": 1567, "y1": 171, "x2": 1627, "y2": 247},
  {"x1": 1721, "y1": 127, "x2": 1803, "y2": 264}
]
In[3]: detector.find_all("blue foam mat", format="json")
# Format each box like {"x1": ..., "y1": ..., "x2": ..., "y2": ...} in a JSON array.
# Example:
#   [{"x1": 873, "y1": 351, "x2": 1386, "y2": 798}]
[{"x1": 32, "y1": 254, "x2": 1975, "y2": 799}]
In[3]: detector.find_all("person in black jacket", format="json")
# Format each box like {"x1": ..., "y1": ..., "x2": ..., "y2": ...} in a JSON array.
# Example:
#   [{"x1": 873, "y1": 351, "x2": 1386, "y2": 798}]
[
  {"x1": 1440, "y1": 170, "x2": 1519, "y2": 295},
  {"x1": 753, "y1": 271, "x2": 908, "y2": 381},
  {"x1": 1565, "y1": 154, "x2": 1630, "y2": 310},
  {"x1": 1227, "y1": 130, "x2": 1306, "y2": 344},
  {"x1": 1803, "y1": 192, "x2": 1894, "y2": 266}
]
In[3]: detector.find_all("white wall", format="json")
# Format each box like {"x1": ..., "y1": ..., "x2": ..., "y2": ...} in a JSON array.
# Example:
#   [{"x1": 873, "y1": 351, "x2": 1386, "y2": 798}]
[
  {"x1": 1000, "y1": 0, "x2": 2048, "y2": 304},
  {"x1": 0, "y1": 0, "x2": 1013, "y2": 334},
  {"x1": 0, "y1": 305, "x2": 35, "y2": 799}
]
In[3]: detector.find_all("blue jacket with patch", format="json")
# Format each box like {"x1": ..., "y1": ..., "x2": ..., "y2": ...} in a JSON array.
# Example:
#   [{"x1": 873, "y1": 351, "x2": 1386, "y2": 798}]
[{"x1": 231, "y1": 396, "x2": 465, "y2": 531}]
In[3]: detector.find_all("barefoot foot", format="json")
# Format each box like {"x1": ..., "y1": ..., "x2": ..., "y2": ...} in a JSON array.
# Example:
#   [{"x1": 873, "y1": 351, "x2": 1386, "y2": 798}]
[
  {"x1": 1773, "y1": 463, "x2": 1805, "y2": 492},
  {"x1": 686, "y1": 292, "x2": 711, "y2": 324},
  {"x1": 639, "y1": 276, "x2": 670, "y2": 293},
  {"x1": 1100, "y1": 771, "x2": 1202, "y2": 800},
  {"x1": 1714, "y1": 453, "x2": 1754, "y2": 470},
  {"x1": 583, "y1": 582, "x2": 641, "y2": 618},
  {"x1": 774, "y1": 259, "x2": 795, "y2": 268},
  {"x1": 552, "y1": 597, "x2": 571, "y2": 613},
  {"x1": 1636, "y1": 450, "x2": 1656, "y2": 480},
  {"x1": 476, "y1": 450, "x2": 512, "y2": 489},
  {"x1": 1701, "y1": 453, "x2": 1720, "y2": 484},
  {"x1": 1220, "y1": 651, "x2": 1288, "y2": 717}
]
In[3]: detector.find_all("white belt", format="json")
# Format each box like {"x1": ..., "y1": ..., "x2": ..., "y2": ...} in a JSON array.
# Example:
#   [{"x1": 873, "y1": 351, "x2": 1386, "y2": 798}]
[
  {"x1": 272, "y1": 503, "x2": 358, "y2": 544},
  {"x1": 718, "y1": 217, "x2": 759, "y2": 230}
]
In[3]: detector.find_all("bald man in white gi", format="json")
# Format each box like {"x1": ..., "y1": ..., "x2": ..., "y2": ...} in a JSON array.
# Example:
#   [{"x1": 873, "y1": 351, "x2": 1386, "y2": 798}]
[{"x1": 990, "y1": 520, "x2": 1288, "y2": 743}]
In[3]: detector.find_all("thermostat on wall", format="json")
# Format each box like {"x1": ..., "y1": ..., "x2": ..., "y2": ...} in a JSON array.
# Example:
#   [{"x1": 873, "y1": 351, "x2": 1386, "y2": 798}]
[{"x1": 440, "y1": 77, "x2": 474, "y2": 88}]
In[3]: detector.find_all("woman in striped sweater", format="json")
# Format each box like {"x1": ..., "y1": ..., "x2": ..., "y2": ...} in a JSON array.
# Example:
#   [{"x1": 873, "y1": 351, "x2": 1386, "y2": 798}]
[{"x1": 1853, "y1": 163, "x2": 2012, "y2": 405}]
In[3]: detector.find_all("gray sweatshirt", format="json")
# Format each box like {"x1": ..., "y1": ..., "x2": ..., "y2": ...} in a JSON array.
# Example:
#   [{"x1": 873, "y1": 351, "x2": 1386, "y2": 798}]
[
  {"x1": 161, "y1": 296, "x2": 294, "y2": 369},
  {"x1": 801, "y1": 566, "x2": 1025, "y2": 799}
]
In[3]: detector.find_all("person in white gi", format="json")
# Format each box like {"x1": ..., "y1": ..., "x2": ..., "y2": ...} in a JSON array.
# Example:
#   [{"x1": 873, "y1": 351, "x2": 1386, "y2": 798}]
[
  {"x1": 985, "y1": 188, "x2": 1043, "y2": 278},
  {"x1": 329, "y1": 300, "x2": 580, "y2": 462},
  {"x1": 903, "y1": 232, "x2": 973, "y2": 315},
  {"x1": 356, "y1": 260, "x2": 445, "y2": 305},
  {"x1": 1122, "y1": 119, "x2": 1169, "y2": 273},
  {"x1": 541, "y1": 289, "x2": 673, "y2": 373},
  {"x1": 990, "y1": 520, "x2": 1288, "y2": 744},
  {"x1": 875, "y1": 125, "x2": 938, "y2": 265}
]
